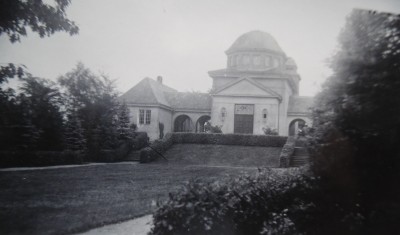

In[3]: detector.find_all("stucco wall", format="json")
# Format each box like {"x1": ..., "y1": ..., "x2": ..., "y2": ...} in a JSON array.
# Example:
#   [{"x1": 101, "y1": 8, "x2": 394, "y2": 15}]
[
  {"x1": 128, "y1": 106, "x2": 160, "y2": 140},
  {"x1": 211, "y1": 96, "x2": 279, "y2": 135},
  {"x1": 158, "y1": 108, "x2": 173, "y2": 137}
]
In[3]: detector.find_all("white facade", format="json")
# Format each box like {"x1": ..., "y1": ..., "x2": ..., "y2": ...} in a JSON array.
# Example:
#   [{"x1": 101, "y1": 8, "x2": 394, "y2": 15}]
[{"x1": 120, "y1": 31, "x2": 313, "y2": 140}]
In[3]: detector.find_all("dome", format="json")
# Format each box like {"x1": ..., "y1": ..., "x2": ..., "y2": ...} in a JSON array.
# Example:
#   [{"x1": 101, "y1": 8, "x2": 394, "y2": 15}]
[
  {"x1": 226, "y1": 30, "x2": 285, "y2": 55},
  {"x1": 285, "y1": 57, "x2": 297, "y2": 69}
]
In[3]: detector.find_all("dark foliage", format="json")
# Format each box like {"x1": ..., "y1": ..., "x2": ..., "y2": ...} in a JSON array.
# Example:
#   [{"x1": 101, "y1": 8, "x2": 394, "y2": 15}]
[
  {"x1": 171, "y1": 133, "x2": 287, "y2": 147},
  {"x1": 0, "y1": 0, "x2": 79, "y2": 83},
  {"x1": 59, "y1": 63, "x2": 121, "y2": 157},
  {"x1": 0, "y1": 0, "x2": 79, "y2": 43},
  {"x1": 309, "y1": 9, "x2": 400, "y2": 234},
  {"x1": 150, "y1": 168, "x2": 315, "y2": 235}
]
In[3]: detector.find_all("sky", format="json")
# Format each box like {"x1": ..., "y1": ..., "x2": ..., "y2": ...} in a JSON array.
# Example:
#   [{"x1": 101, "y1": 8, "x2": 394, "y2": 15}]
[{"x1": 1, "y1": 0, "x2": 399, "y2": 96}]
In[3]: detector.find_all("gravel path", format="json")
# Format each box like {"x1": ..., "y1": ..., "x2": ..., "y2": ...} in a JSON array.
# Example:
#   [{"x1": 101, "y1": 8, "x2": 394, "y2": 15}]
[{"x1": 76, "y1": 214, "x2": 152, "y2": 235}]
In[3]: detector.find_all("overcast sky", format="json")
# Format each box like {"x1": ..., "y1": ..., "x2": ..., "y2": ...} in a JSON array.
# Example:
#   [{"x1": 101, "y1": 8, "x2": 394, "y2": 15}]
[{"x1": 1, "y1": 0, "x2": 399, "y2": 96}]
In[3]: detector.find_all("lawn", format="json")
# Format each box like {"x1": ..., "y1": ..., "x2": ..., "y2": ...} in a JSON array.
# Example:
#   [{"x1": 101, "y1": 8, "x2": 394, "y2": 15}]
[
  {"x1": 160, "y1": 144, "x2": 282, "y2": 167},
  {"x1": 0, "y1": 144, "x2": 282, "y2": 234}
]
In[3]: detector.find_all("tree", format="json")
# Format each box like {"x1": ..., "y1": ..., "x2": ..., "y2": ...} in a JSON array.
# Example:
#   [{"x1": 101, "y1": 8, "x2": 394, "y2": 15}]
[
  {"x1": 310, "y1": 9, "x2": 400, "y2": 234},
  {"x1": 0, "y1": 0, "x2": 79, "y2": 82},
  {"x1": 64, "y1": 109, "x2": 86, "y2": 151},
  {"x1": 18, "y1": 76, "x2": 65, "y2": 150},
  {"x1": 117, "y1": 101, "x2": 132, "y2": 139},
  {"x1": 58, "y1": 63, "x2": 120, "y2": 152}
]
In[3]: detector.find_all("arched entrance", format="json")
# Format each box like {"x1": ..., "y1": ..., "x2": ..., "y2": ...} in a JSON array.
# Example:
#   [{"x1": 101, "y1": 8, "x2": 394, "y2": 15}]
[
  {"x1": 174, "y1": 115, "x2": 193, "y2": 132},
  {"x1": 289, "y1": 119, "x2": 306, "y2": 136},
  {"x1": 196, "y1": 115, "x2": 211, "y2": 133}
]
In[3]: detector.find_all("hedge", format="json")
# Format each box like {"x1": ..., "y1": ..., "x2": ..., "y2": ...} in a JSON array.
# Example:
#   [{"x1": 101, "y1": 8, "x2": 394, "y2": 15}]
[
  {"x1": 140, "y1": 133, "x2": 287, "y2": 163},
  {"x1": 150, "y1": 168, "x2": 314, "y2": 235},
  {"x1": 140, "y1": 133, "x2": 174, "y2": 163},
  {"x1": 279, "y1": 136, "x2": 296, "y2": 168},
  {"x1": 0, "y1": 150, "x2": 84, "y2": 168}
]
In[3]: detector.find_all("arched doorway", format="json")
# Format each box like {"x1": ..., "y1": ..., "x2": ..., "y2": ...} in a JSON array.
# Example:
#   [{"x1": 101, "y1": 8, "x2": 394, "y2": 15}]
[
  {"x1": 174, "y1": 115, "x2": 193, "y2": 132},
  {"x1": 289, "y1": 119, "x2": 306, "y2": 136},
  {"x1": 196, "y1": 115, "x2": 211, "y2": 133}
]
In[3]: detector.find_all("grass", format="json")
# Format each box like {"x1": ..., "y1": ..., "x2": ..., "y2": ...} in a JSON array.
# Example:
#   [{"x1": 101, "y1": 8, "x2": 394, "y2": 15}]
[
  {"x1": 0, "y1": 163, "x2": 258, "y2": 234},
  {"x1": 159, "y1": 144, "x2": 282, "y2": 167},
  {"x1": 0, "y1": 144, "x2": 283, "y2": 234}
]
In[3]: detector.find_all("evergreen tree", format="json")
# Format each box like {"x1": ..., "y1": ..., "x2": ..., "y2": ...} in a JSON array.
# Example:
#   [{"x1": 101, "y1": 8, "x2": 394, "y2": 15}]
[
  {"x1": 117, "y1": 101, "x2": 131, "y2": 139},
  {"x1": 64, "y1": 110, "x2": 86, "y2": 151}
]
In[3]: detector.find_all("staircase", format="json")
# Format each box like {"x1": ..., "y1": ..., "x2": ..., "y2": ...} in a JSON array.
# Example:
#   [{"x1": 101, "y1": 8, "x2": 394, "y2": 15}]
[{"x1": 289, "y1": 137, "x2": 310, "y2": 167}]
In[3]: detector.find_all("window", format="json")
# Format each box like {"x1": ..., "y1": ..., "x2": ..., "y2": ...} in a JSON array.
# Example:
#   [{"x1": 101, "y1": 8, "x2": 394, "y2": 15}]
[
  {"x1": 220, "y1": 107, "x2": 227, "y2": 122},
  {"x1": 262, "y1": 109, "x2": 268, "y2": 122},
  {"x1": 254, "y1": 55, "x2": 261, "y2": 65},
  {"x1": 139, "y1": 109, "x2": 145, "y2": 124},
  {"x1": 139, "y1": 109, "x2": 151, "y2": 124},
  {"x1": 264, "y1": 56, "x2": 271, "y2": 67},
  {"x1": 145, "y1": 110, "x2": 151, "y2": 124},
  {"x1": 243, "y1": 55, "x2": 250, "y2": 65}
]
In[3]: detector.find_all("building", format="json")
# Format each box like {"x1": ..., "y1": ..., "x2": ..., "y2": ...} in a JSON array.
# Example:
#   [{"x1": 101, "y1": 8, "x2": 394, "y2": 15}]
[{"x1": 120, "y1": 30, "x2": 313, "y2": 140}]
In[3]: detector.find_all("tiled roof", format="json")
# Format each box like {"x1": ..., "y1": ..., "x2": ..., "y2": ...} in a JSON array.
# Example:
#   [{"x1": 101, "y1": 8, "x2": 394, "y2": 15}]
[
  {"x1": 119, "y1": 77, "x2": 212, "y2": 111},
  {"x1": 165, "y1": 92, "x2": 212, "y2": 110},
  {"x1": 288, "y1": 96, "x2": 314, "y2": 114},
  {"x1": 119, "y1": 77, "x2": 176, "y2": 106}
]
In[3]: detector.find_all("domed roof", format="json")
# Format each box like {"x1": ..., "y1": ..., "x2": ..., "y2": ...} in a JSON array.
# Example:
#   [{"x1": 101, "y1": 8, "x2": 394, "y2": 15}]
[{"x1": 226, "y1": 30, "x2": 285, "y2": 54}]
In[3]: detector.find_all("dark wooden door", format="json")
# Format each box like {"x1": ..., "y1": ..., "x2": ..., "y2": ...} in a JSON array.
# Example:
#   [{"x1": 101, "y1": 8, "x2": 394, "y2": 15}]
[
  {"x1": 234, "y1": 114, "x2": 254, "y2": 133},
  {"x1": 234, "y1": 104, "x2": 254, "y2": 134}
]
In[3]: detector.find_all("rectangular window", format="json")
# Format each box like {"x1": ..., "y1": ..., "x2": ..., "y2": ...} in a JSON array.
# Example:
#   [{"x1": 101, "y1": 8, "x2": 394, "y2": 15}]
[
  {"x1": 145, "y1": 110, "x2": 151, "y2": 124},
  {"x1": 139, "y1": 109, "x2": 144, "y2": 124}
]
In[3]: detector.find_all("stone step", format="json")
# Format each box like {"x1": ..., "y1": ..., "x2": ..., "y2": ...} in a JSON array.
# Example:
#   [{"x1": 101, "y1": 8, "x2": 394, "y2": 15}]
[
  {"x1": 295, "y1": 138, "x2": 308, "y2": 147},
  {"x1": 290, "y1": 155, "x2": 310, "y2": 167},
  {"x1": 294, "y1": 147, "x2": 308, "y2": 156}
]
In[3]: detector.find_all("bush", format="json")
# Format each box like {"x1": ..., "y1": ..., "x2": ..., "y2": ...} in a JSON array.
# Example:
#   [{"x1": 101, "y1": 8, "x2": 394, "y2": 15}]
[
  {"x1": 262, "y1": 126, "x2": 279, "y2": 136},
  {"x1": 172, "y1": 133, "x2": 287, "y2": 147},
  {"x1": 132, "y1": 132, "x2": 148, "y2": 150},
  {"x1": 150, "y1": 168, "x2": 315, "y2": 235},
  {"x1": 140, "y1": 133, "x2": 173, "y2": 163},
  {"x1": 0, "y1": 150, "x2": 83, "y2": 168},
  {"x1": 279, "y1": 136, "x2": 296, "y2": 167}
]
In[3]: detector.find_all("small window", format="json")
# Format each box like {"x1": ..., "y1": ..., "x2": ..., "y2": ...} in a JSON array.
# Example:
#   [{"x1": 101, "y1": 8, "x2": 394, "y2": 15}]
[
  {"x1": 264, "y1": 56, "x2": 270, "y2": 67},
  {"x1": 254, "y1": 55, "x2": 261, "y2": 65},
  {"x1": 262, "y1": 109, "x2": 268, "y2": 122},
  {"x1": 139, "y1": 109, "x2": 145, "y2": 124},
  {"x1": 145, "y1": 110, "x2": 151, "y2": 124},
  {"x1": 220, "y1": 107, "x2": 227, "y2": 122}
]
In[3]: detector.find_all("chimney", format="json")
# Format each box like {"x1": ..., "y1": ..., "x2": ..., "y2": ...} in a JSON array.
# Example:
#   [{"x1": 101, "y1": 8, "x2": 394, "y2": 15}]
[{"x1": 157, "y1": 76, "x2": 163, "y2": 84}]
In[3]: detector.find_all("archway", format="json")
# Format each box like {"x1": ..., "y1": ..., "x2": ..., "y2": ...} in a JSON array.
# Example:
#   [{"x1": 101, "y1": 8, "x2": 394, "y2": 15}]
[
  {"x1": 288, "y1": 119, "x2": 306, "y2": 136},
  {"x1": 196, "y1": 115, "x2": 211, "y2": 133},
  {"x1": 174, "y1": 115, "x2": 193, "y2": 132}
]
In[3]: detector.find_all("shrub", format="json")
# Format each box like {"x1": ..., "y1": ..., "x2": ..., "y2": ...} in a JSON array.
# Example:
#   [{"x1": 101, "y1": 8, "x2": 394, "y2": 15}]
[
  {"x1": 172, "y1": 133, "x2": 287, "y2": 147},
  {"x1": 279, "y1": 136, "x2": 296, "y2": 167},
  {"x1": 140, "y1": 133, "x2": 173, "y2": 163},
  {"x1": 262, "y1": 126, "x2": 278, "y2": 136},
  {"x1": 150, "y1": 168, "x2": 315, "y2": 235},
  {"x1": 132, "y1": 132, "x2": 148, "y2": 150}
]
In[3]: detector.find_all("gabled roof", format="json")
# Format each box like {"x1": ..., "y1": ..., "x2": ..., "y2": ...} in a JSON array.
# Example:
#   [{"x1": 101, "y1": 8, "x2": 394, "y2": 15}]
[
  {"x1": 213, "y1": 77, "x2": 282, "y2": 101},
  {"x1": 288, "y1": 96, "x2": 314, "y2": 114},
  {"x1": 119, "y1": 77, "x2": 176, "y2": 107},
  {"x1": 165, "y1": 92, "x2": 212, "y2": 111}
]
